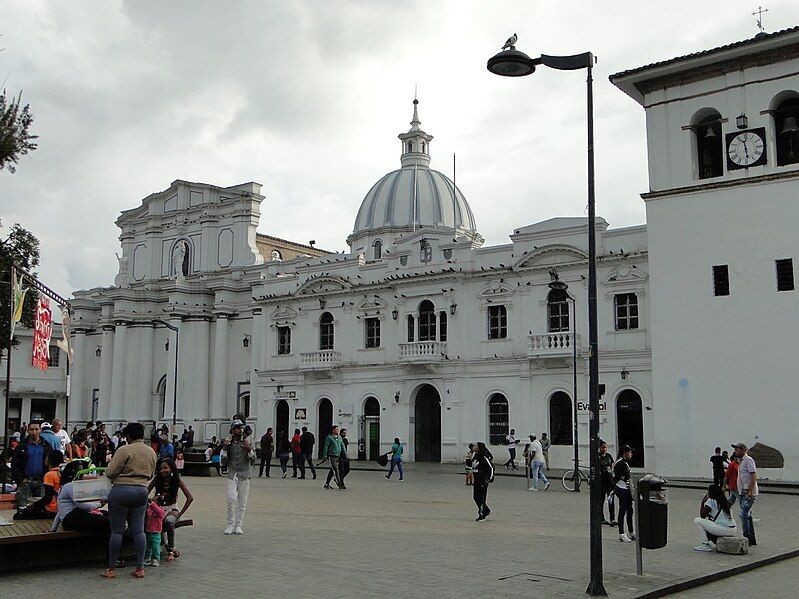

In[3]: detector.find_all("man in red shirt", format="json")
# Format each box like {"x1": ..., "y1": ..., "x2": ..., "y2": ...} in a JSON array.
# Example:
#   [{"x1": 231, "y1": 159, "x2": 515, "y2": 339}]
[
  {"x1": 723, "y1": 454, "x2": 740, "y2": 507},
  {"x1": 290, "y1": 429, "x2": 305, "y2": 478}
]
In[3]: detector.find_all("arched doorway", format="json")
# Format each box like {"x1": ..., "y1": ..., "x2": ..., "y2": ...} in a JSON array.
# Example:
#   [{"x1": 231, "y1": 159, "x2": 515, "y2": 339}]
[
  {"x1": 414, "y1": 384, "x2": 441, "y2": 462},
  {"x1": 549, "y1": 392, "x2": 573, "y2": 446},
  {"x1": 156, "y1": 375, "x2": 167, "y2": 420},
  {"x1": 275, "y1": 400, "x2": 289, "y2": 447},
  {"x1": 617, "y1": 389, "x2": 644, "y2": 467},
  {"x1": 364, "y1": 396, "x2": 380, "y2": 460},
  {"x1": 318, "y1": 398, "x2": 333, "y2": 458}
]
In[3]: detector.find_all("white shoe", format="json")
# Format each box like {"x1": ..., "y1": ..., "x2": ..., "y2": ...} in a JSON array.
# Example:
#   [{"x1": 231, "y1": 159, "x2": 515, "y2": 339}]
[
  {"x1": 619, "y1": 533, "x2": 632, "y2": 543},
  {"x1": 628, "y1": 532, "x2": 637, "y2": 540},
  {"x1": 224, "y1": 525, "x2": 235, "y2": 535},
  {"x1": 694, "y1": 542, "x2": 714, "y2": 552},
  {"x1": 544, "y1": 482, "x2": 551, "y2": 491},
  {"x1": 234, "y1": 526, "x2": 244, "y2": 535},
  {"x1": 528, "y1": 487, "x2": 537, "y2": 491}
]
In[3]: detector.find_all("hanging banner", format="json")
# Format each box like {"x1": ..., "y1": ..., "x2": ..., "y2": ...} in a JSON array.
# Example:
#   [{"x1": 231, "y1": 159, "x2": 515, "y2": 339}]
[
  {"x1": 56, "y1": 306, "x2": 75, "y2": 363},
  {"x1": 10, "y1": 268, "x2": 28, "y2": 340},
  {"x1": 31, "y1": 297, "x2": 53, "y2": 371}
]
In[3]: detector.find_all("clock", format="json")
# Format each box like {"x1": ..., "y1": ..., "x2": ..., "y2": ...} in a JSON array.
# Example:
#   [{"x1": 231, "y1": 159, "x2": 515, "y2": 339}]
[{"x1": 725, "y1": 127, "x2": 767, "y2": 169}]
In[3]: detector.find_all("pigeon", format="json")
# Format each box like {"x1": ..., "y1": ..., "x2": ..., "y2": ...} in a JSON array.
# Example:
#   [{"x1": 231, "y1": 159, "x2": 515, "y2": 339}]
[{"x1": 502, "y1": 33, "x2": 517, "y2": 50}]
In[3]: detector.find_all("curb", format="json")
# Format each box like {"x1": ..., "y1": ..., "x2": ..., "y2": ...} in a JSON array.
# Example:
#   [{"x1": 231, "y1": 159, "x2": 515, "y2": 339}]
[{"x1": 632, "y1": 549, "x2": 799, "y2": 598}]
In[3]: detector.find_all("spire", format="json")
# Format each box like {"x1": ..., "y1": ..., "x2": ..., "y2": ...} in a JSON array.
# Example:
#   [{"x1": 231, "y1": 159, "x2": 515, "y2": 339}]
[
  {"x1": 410, "y1": 89, "x2": 421, "y2": 131},
  {"x1": 399, "y1": 96, "x2": 433, "y2": 168}
]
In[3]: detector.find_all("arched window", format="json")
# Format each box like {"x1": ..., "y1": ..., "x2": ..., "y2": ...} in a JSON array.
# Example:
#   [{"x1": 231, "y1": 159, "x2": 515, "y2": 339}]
[
  {"x1": 692, "y1": 109, "x2": 723, "y2": 179},
  {"x1": 319, "y1": 312, "x2": 334, "y2": 350},
  {"x1": 239, "y1": 393, "x2": 251, "y2": 419},
  {"x1": 156, "y1": 374, "x2": 167, "y2": 419},
  {"x1": 407, "y1": 314, "x2": 415, "y2": 342},
  {"x1": 549, "y1": 392, "x2": 573, "y2": 446},
  {"x1": 373, "y1": 239, "x2": 382, "y2": 260},
  {"x1": 488, "y1": 393, "x2": 509, "y2": 445},
  {"x1": 364, "y1": 396, "x2": 380, "y2": 416},
  {"x1": 408, "y1": 141, "x2": 414, "y2": 153},
  {"x1": 418, "y1": 300, "x2": 436, "y2": 341},
  {"x1": 774, "y1": 95, "x2": 799, "y2": 166},
  {"x1": 421, "y1": 142, "x2": 426, "y2": 153},
  {"x1": 547, "y1": 289, "x2": 570, "y2": 332}
]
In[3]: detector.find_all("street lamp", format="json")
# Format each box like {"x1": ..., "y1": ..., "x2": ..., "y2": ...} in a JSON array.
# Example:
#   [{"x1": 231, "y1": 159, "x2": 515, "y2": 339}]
[
  {"x1": 549, "y1": 278, "x2": 580, "y2": 493},
  {"x1": 153, "y1": 319, "x2": 180, "y2": 438},
  {"x1": 488, "y1": 39, "x2": 606, "y2": 597}
]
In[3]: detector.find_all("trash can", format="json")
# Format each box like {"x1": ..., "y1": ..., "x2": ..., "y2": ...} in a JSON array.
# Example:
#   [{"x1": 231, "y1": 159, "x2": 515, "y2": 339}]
[{"x1": 636, "y1": 474, "x2": 668, "y2": 549}]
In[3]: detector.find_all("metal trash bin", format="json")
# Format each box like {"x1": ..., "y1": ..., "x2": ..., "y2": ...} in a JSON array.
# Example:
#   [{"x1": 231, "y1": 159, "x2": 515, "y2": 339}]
[{"x1": 637, "y1": 474, "x2": 668, "y2": 549}]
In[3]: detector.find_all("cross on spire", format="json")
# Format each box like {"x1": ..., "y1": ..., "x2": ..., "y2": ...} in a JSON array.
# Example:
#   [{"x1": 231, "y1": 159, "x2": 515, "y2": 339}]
[{"x1": 752, "y1": 5, "x2": 768, "y2": 33}]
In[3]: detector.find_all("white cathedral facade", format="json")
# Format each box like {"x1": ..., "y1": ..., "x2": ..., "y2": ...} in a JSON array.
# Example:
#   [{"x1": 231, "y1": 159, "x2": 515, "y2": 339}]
[{"x1": 54, "y1": 28, "x2": 799, "y2": 478}]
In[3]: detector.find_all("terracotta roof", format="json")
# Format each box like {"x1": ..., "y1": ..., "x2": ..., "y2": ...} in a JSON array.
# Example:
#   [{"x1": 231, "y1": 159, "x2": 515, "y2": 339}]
[
  {"x1": 609, "y1": 26, "x2": 799, "y2": 81},
  {"x1": 255, "y1": 233, "x2": 334, "y2": 254}
]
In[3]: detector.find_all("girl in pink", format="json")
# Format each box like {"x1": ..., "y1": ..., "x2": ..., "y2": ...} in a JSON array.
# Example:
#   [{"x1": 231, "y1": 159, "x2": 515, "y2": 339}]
[{"x1": 144, "y1": 498, "x2": 166, "y2": 567}]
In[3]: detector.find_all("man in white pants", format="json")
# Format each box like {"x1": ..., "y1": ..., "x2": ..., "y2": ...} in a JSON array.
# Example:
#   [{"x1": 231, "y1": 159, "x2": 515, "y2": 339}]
[{"x1": 223, "y1": 419, "x2": 252, "y2": 535}]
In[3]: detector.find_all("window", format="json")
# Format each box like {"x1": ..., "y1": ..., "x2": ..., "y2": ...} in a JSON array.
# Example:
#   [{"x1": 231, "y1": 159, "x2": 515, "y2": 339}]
[
  {"x1": 774, "y1": 97, "x2": 799, "y2": 166},
  {"x1": 30, "y1": 398, "x2": 56, "y2": 423},
  {"x1": 488, "y1": 394, "x2": 509, "y2": 445},
  {"x1": 487, "y1": 305, "x2": 507, "y2": 340},
  {"x1": 614, "y1": 293, "x2": 639, "y2": 330},
  {"x1": 47, "y1": 346, "x2": 60, "y2": 367},
  {"x1": 776, "y1": 258, "x2": 795, "y2": 291},
  {"x1": 549, "y1": 392, "x2": 573, "y2": 446},
  {"x1": 277, "y1": 326, "x2": 291, "y2": 355},
  {"x1": 418, "y1": 300, "x2": 436, "y2": 341},
  {"x1": 547, "y1": 290, "x2": 570, "y2": 332},
  {"x1": 408, "y1": 141, "x2": 414, "y2": 153},
  {"x1": 420, "y1": 240, "x2": 432, "y2": 263},
  {"x1": 407, "y1": 315, "x2": 415, "y2": 342},
  {"x1": 373, "y1": 240, "x2": 382, "y2": 260},
  {"x1": 693, "y1": 110, "x2": 723, "y2": 179},
  {"x1": 421, "y1": 142, "x2": 426, "y2": 153},
  {"x1": 439, "y1": 311, "x2": 447, "y2": 342},
  {"x1": 239, "y1": 393, "x2": 251, "y2": 419},
  {"x1": 319, "y1": 312, "x2": 334, "y2": 350},
  {"x1": 713, "y1": 265, "x2": 730, "y2": 297},
  {"x1": 365, "y1": 317, "x2": 381, "y2": 348}
]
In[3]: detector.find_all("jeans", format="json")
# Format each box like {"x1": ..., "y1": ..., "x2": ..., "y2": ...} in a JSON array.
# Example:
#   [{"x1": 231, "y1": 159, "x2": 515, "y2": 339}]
[
  {"x1": 163, "y1": 511, "x2": 178, "y2": 549},
  {"x1": 727, "y1": 490, "x2": 739, "y2": 509},
  {"x1": 15, "y1": 478, "x2": 44, "y2": 509},
  {"x1": 259, "y1": 451, "x2": 272, "y2": 477},
  {"x1": 302, "y1": 452, "x2": 317, "y2": 477},
  {"x1": 739, "y1": 494, "x2": 757, "y2": 545},
  {"x1": 616, "y1": 487, "x2": 633, "y2": 535},
  {"x1": 144, "y1": 531, "x2": 161, "y2": 562},
  {"x1": 292, "y1": 452, "x2": 304, "y2": 477},
  {"x1": 108, "y1": 484, "x2": 148, "y2": 568},
  {"x1": 226, "y1": 473, "x2": 251, "y2": 527},
  {"x1": 473, "y1": 483, "x2": 489, "y2": 516},
  {"x1": 387, "y1": 457, "x2": 404, "y2": 480},
  {"x1": 531, "y1": 460, "x2": 548, "y2": 489},
  {"x1": 504, "y1": 447, "x2": 517, "y2": 468},
  {"x1": 325, "y1": 456, "x2": 342, "y2": 487}
]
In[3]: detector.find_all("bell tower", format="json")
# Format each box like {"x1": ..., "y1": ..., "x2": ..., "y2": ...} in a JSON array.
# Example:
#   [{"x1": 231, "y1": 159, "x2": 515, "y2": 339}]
[{"x1": 398, "y1": 98, "x2": 433, "y2": 168}]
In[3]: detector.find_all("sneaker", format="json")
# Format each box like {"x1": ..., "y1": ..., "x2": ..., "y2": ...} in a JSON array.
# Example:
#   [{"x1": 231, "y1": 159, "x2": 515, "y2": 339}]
[
  {"x1": 224, "y1": 525, "x2": 235, "y2": 535},
  {"x1": 399, "y1": 478, "x2": 404, "y2": 482},
  {"x1": 234, "y1": 526, "x2": 244, "y2": 535},
  {"x1": 619, "y1": 533, "x2": 632, "y2": 543},
  {"x1": 131, "y1": 568, "x2": 145, "y2": 578},
  {"x1": 528, "y1": 487, "x2": 538, "y2": 492},
  {"x1": 628, "y1": 532, "x2": 637, "y2": 540},
  {"x1": 340, "y1": 484, "x2": 347, "y2": 490},
  {"x1": 544, "y1": 482, "x2": 551, "y2": 491},
  {"x1": 475, "y1": 515, "x2": 485, "y2": 521},
  {"x1": 148, "y1": 559, "x2": 159, "y2": 567},
  {"x1": 282, "y1": 473, "x2": 288, "y2": 478},
  {"x1": 299, "y1": 476, "x2": 305, "y2": 479},
  {"x1": 694, "y1": 543, "x2": 714, "y2": 552},
  {"x1": 324, "y1": 484, "x2": 332, "y2": 489},
  {"x1": 385, "y1": 474, "x2": 390, "y2": 479}
]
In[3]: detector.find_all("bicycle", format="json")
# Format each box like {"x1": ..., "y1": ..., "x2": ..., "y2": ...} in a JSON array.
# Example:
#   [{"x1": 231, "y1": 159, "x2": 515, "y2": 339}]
[{"x1": 561, "y1": 461, "x2": 591, "y2": 492}]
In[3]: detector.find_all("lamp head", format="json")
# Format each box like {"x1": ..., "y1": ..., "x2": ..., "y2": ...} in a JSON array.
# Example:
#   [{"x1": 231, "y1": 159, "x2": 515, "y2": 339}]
[{"x1": 487, "y1": 48, "x2": 536, "y2": 77}]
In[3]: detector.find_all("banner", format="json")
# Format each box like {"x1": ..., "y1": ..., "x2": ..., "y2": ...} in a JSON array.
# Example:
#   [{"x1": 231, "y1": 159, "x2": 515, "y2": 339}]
[
  {"x1": 56, "y1": 306, "x2": 75, "y2": 363},
  {"x1": 31, "y1": 297, "x2": 53, "y2": 371},
  {"x1": 10, "y1": 268, "x2": 28, "y2": 340}
]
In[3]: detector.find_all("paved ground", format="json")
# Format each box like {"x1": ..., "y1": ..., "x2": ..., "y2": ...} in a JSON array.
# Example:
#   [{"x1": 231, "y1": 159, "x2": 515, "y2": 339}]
[
  {"x1": 680, "y1": 556, "x2": 799, "y2": 595},
  {"x1": 2, "y1": 465, "x2": 797, "y2": 598}
]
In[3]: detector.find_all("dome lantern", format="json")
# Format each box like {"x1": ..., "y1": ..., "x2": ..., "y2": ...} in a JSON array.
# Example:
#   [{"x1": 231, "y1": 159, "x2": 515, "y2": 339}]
[{"x1": 398, "y1": 98, "x2": 433, "y2": 168}]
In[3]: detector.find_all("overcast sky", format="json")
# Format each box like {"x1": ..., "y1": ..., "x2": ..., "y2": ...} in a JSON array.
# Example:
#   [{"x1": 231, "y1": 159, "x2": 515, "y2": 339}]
[{"x1": 2, "y1": 0, "x2": 798, "y2": 296}]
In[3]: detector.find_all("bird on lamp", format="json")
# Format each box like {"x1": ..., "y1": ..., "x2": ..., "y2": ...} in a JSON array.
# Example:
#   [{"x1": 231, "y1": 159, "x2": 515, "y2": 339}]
[{"x1": 502, "y1": 33, "x2": 517, "y2": 50}]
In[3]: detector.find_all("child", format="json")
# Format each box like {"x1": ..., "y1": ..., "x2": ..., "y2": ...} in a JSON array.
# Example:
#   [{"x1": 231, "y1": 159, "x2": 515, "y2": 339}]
[
  {"x1": 144, "y1": 497, "x2": 167, "y2": 567},
  {"x1": 175, "y1": 451, "x2": 185, "y2": 475}
]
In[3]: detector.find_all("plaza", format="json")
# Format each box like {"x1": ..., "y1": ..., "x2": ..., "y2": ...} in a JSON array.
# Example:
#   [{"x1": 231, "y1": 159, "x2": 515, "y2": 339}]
[{"x1": 2, "y1": 467, "x2": 796, "y2": 598}]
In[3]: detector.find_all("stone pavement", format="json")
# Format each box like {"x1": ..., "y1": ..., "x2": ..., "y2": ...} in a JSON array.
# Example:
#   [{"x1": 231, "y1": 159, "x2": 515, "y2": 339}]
[{"x1": 2, "y1": 465, "x2": 797, "y2": 598}]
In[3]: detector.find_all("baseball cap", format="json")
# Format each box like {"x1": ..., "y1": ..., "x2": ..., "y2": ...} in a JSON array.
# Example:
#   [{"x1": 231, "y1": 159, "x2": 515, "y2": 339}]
[
  {"x1": 231, "y1": 419, "x2": 244, "y2": 428},
  {"x1": 620, "y1": 444, "x2": 633, "y2": 453},
  {"x1": 731, "y1": 442, "x2": 747, "y2": 450},
  {"x1": 41, "y1": 422, "x2": 53, "y2": 431},
  {"x1": 528, "y1": 433, "x2": 537, "y2": 440}
]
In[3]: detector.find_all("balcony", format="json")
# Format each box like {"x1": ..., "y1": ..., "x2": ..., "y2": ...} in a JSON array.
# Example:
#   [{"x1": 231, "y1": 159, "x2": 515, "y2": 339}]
[
  {"x1": 398, "y1": 341, "x2": 447, "y2": 364},
  {"x1": 527, "y1": 332, "x2": 578, "y2": 359},
  {"x1": 299, "y1": 350, "x2": 343, "y2": 370}
]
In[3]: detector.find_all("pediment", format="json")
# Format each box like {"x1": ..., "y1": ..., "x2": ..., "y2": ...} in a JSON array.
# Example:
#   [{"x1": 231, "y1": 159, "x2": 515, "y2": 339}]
[
  {"x1": 357, "y1": 294, "x2": 388, "y2": 312},
  {"x1": 478, "y1": 281, "x2": 514, "y2": 299},
  {"x1": 604, "y1": 265, "x2": 647, "y2": 285},
  {"x1": 296, "y1": 275, "x2": 352, "y2": 296},
  {"x1": 513, "y1": 244, "x2": 588, "y2": 270},
  {"x1": 271, "y1": 305, "x2": 298, "y2": 321}
]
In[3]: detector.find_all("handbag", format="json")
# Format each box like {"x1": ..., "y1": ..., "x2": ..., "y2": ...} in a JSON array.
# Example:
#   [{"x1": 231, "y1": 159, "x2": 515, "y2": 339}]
[{"x1": 377, "y1": 454, "x2": 389, "y2": 467}]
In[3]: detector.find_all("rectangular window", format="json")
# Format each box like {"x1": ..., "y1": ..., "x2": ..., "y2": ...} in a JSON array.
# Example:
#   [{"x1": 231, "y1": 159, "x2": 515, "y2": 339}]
[
  {"x1": 776, "y1": 258, "x2": 794, "y2": 291},
  {"x1": 47, "y1": 346, "x2": 60, "y2": 368},
  {"x1": 548, "y1": 300, "x2": 570, "y2": 332},
  {"x1": 487, "y1": 305, "x2": 507, "y2": 340},
  {"x1": 407, "y1": 315, "x2": 415, "y2": 342},
  {"x1": 365, "y1": 318, "x2": 381, "y2": 348},
  {"x1": 713, "y1": 264, "x2": 730, "y2": 296},
  {"x1": 277, "y1": 326, "x2": 291, "y2": 355},
  {"x1": 439, "y1": 311, "x2": 447, "y2": 342},
  {"x1": 614, "y1": 293, "x2": 639, "y2": 331}
]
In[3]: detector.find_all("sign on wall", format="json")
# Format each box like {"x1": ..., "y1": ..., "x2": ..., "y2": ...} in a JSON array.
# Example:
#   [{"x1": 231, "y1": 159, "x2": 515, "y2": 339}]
[
  {"x1": 275, "y1": 390, "x2": 297, "y2": 400},
  {"x1": 31, "y1": 298, "x2": 53, "y2": 371},
  {"x1": 294, "y1": 408, "x2": 307, "y2": 420},
  {"x1": 577, "y1": 401, "x2": 607, "y2": 413}
]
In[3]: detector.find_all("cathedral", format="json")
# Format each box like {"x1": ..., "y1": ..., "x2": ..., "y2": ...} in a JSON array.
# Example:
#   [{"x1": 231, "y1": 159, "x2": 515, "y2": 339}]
[{"x1": 27, "y1": 28, "x2": 799, "y2": 479}]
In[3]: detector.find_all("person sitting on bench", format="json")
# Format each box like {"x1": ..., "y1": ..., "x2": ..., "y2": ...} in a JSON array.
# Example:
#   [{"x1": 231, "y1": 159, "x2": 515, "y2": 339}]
[
  {"x1": 694, "y1": 484, "x2": 737, "y2": 552},
  {"x1": 14, "y1": 450, "x2": 64, "y2": 519},
  {"x1": 52, "y1": 460, "x2": 111, "y2": 539}
]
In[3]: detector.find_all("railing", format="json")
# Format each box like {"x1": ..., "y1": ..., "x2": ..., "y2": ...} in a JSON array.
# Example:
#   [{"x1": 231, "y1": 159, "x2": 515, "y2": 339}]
[
  {"x1": 527, "y1": 332, "x2": 578, "y2": 358},
  {"x1": 398, "y1": 341, "x2": 447, "y2": 362},
  {"x1": 299, "y1": 350, "x2": 343, "y2": 368}
]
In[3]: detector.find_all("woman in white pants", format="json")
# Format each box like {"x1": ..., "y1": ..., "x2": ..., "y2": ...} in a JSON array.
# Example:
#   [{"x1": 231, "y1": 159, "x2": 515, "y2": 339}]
[{"x1": 694, "y1": 484, "x2": 737, "y2": 551}]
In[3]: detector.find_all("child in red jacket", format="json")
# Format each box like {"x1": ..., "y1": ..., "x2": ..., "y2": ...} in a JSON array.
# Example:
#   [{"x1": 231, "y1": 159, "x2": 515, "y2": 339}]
[{"x1": 144, "y1": 498, "x2": 167, "y2": 567}]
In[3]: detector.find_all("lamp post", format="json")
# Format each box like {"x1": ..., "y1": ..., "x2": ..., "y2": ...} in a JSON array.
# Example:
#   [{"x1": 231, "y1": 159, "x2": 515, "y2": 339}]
[
  {"x1": 488, "y1": 40, "x2": 606, "y2": 596},
  {"x1": 153, "y1": 319, "x2": 179, "y2": 438}
]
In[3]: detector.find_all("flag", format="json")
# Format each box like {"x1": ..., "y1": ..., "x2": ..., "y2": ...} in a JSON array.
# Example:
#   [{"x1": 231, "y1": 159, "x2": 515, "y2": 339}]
[
  {"x1": 10, "y1": 268, "x2": 28, "y2": 340},
  {"x1": 56, "y1": 306, "x2": 75, "y2": 363},
  {"x1": 31, "y1": 297, "x2": 53, "y2": 371}
]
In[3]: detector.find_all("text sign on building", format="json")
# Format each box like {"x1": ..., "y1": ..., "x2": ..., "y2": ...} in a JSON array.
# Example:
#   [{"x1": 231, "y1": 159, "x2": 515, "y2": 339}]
[
  {"x1": 274, "y1": 390, "x2": 297, "y2": 400},
  {"x1": 577, "y1": 401, "x2": 607, "y2": 413}
]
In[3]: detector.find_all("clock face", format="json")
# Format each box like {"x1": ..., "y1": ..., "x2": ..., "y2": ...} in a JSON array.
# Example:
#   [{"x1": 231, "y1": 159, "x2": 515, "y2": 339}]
[{"x1": 725, "y1": 127, "x2": 767, "y2": 169}]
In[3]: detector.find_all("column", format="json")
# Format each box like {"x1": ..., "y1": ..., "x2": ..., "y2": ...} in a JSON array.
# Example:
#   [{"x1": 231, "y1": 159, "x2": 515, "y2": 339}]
[
  {"x1": 98, "y1": 326, "x2": 114, "y2": 421},
  {"x1": 211, "y1": 314, "x2": 229, "y2": 418},
  {"x1": 164, "y1": 317, "x2": 181, "y2": 422},
  {"x1": 194, "y1": 317, "x2": 210, "y2": 420},
  {"x1": 68, "y1": 330, "x2": 87, "y2": 426},
  {"x1": 136, "y1": 325, "x2": 154, "y2": 421},
  {"x1": 109, "y1": 322, "x2": 128, "y2": 421},
  {"x1": 250, "y1": 308, "x2": 264, "y2": 387}
]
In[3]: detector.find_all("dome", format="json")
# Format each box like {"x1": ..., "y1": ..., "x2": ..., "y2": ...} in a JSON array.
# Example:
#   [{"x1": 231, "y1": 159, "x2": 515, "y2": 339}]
[{"x1": 351, "y1": 99, "x2": 478, "y2": 237}]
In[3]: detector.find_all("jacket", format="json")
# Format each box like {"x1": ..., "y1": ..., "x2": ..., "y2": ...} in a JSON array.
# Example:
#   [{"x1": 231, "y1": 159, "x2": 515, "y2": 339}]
[
  {"x1": 11, "y1": 437, "x2": 52, "y2": 483},
  {"x1": 105, "y1": 439, "x2": 157, "y2": 487},
  {"x1": 472, "y1": 454, "x2": 494, "y2": 486},
  {"x1": 322, "y1": 434, "x2": 345, "y2": 457},
  {"x1": 260, "y1": 433, "x2": 274, "y2": 454},
  {"x1": 300, "y1": 431, "x2": 315, "y2": 453}
]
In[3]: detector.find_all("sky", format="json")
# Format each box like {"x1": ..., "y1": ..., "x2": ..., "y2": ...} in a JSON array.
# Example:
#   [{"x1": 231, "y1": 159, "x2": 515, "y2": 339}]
[{"x1": 2, "y1": 0, "x2": 798, "y2": 296}]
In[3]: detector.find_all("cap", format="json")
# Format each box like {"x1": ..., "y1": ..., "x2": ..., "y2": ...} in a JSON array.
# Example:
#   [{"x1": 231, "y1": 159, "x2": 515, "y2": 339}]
[
  {"x1": 731, "y1": 442, "x2": 748, "y2": 450},
  {"x1": 41, "y1": 422, "x2": 52, "y2": 431},
  {"x1": 10, "y1": 432, "x2": 21, "y2": 439},
  {"x1": 620, "y1": 444, "x2": 633, "y2": 453},
  {"x1": 231, "y1": 419, "x2": 244, "y2": 428},
  {"x1": 528, "y1": 433, "x2": 537, "y2": 440}
]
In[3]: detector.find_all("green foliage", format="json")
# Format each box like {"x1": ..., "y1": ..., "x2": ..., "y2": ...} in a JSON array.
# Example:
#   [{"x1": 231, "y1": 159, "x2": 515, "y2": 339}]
[
  {"x1": 0, "y1": 89, "x2": 38, "y2": 173},
  {"x1": 0, "y1": 220, "x2": 41, "y2": 359}
]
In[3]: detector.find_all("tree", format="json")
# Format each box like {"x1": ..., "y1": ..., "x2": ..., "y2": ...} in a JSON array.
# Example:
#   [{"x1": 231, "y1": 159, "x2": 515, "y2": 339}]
[
  {"x1": 0, "y1": 220, "x2": 40, "y2": 360},
  {"x1": 0, "y1": 89, "x2": 38, "y2": 173}
]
